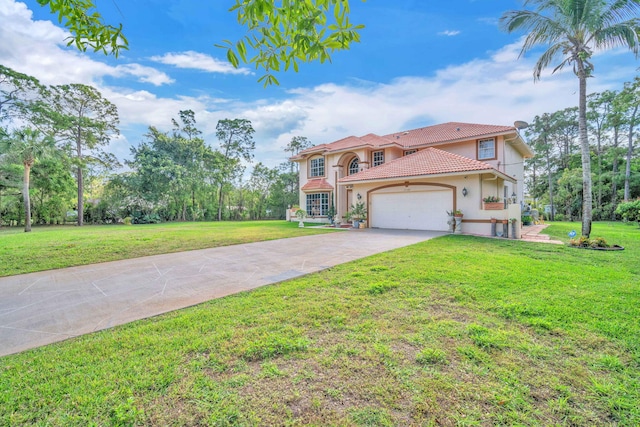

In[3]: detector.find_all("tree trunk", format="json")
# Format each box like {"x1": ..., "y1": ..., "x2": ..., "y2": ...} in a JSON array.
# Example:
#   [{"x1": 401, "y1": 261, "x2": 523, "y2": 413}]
[
  {"x1": 76, "y1": 129, "x2": 84, "y2": 227},
  {"x1": 624, "y1": 105, "x2": 637, "y2": 201},
  {"x1": 217, "y1": 183, "x2": 224, "y2": 221},
  {"x1": 596, "y1": 132, "x2": 603, "y2": 216},
  {"x1": 545, "y1": 147, "x2": 555, "y2": 221},
  {"x1": 577, "y1": 71, "x2": 592, "y2": 237},
  {"x1": 612, "y1": 127, "x2": 619, "y2": 220},
  {"x1": 23, "y1": 163, "x2": 32, "y2": 232},
  {"x1": 77, "y1": 166, "x2": 83, "y2": 226}
]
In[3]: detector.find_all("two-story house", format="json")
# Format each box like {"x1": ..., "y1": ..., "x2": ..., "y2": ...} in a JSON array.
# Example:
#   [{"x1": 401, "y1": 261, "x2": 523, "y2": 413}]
[{"x1": 290, "y1": 122, "x2": 534, "y2": 237}]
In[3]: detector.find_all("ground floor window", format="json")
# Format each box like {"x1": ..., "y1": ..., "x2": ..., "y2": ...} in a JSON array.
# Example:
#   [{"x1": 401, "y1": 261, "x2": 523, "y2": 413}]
[{"x1": 306, "y1": 192, "x2": 329, "y2": 216}]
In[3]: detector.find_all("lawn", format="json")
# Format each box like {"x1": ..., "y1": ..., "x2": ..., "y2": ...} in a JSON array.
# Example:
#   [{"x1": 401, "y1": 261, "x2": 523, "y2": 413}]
[
  {"x1": 0, "y1": 221, "x2": 336, "y2": 277},
  {"x1": 1, "y1": 222, "x2": 639, "y2": 425}
]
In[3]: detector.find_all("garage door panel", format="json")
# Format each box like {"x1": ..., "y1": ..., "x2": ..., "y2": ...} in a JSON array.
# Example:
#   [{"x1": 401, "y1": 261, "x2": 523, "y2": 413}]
[{"x1": 371, "y1": 189, "x2": 451, "y2": 231}]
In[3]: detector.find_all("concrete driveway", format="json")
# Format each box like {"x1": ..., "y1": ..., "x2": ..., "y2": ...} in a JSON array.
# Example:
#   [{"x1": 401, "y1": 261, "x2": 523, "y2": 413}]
[{"x1": 0, "y1": 228, "x2": 445, "y2": 357}]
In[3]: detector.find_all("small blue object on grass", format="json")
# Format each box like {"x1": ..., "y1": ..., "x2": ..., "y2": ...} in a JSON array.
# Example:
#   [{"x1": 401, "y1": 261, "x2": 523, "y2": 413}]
[{"x1": 568, "y1": 230, "x2": 577, "y2": 238}]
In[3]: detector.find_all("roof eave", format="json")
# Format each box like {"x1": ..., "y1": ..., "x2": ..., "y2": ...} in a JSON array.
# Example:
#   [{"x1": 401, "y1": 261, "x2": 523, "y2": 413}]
[
  {"x1": 399, "y1": 129, "x2": 518, "y2": 149},
  {"x1": 338, "y1": 168, "x2": 516, "y2": 185}
]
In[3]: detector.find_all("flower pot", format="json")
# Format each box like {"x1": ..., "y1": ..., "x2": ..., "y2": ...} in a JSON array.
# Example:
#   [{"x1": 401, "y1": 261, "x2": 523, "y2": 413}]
[
  {"x1": 454, "y1": 216, "x2": 463, "y2": 234},
  {"x1": 483, "y1": 202, "x2": 504, "y2": 210}
]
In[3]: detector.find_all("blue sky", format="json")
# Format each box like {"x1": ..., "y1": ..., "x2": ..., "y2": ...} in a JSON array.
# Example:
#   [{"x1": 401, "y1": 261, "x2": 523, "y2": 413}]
[{"x1": 1, "y1": 0, "x2": 639, "y2": 169}]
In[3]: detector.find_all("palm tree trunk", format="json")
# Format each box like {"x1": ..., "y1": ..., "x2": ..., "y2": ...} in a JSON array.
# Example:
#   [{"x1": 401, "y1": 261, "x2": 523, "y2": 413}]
[
  {"x1": 23, "y1": 163, "x2": 32, "y2": 233},
  {"x1": 612, "y1": 127, "x2": 619, "y2": 219},
  {"x1": 577, "y1": 71, "x2": 592, "y2": 237}
]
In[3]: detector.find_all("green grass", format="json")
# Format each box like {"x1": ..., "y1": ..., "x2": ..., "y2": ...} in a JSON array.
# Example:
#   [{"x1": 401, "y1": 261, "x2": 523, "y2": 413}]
[
  {"x1": 1, "y1": 222, "x2": 639, "y2": 425},
  {"x1": 0, "y1": 221, "x2": 336, "y2": 277}
]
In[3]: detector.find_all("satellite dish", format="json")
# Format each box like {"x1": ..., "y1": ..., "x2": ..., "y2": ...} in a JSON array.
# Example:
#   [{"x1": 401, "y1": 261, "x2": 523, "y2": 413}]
[{"x1": 514, "y1": 120, "x2": 529, "y2": 130}]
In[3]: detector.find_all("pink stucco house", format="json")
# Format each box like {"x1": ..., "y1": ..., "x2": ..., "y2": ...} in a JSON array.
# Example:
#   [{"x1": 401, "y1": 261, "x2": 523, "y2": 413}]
[{"x1": 290, "y1": 122, "x2": 534, "y2": 237}]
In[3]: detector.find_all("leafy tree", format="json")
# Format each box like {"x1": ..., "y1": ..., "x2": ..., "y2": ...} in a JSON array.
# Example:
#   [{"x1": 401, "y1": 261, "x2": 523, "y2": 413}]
[
  {"x1": 588, "y1": 90, "x2": 616, "y2": 214},
  {"x1": 30, "y1": 157, "x2": 75, "y2": 225},
  {"x1": 35, "y1": 1, "x2": 363, "y2": 85},
  {"x1": 222, "y1": 1, "x2": 364, "y2": 85},
  {"x1": 247, "y1": 162, "x2": 279, "y2": 219},
  {"x1": 45, "y1": 84, "x2": 120, "y2": 226},
  {"x1": 0, "y1": 65, "x2": 47, "y2": 124},
  {"x1": 215, "y1": 118, "x2": 255, "y2": 221},
  {"x1": 36, "y1": 0, "x2": 127, "y2": 56},
  {"x1": 0, "y1": 128, "x2": 55, "y2": 231},
  {"x1": 501, "y1": 0, "x2": 640, "y2": 237},
  {"x1": 616, "y1": 77, "x2": 640, "y2": 201},
  {"x1": 526, "y1": 113, "x2": 558, "y2": 220},
  {"x1": 284, "y1": 136, "x2": 312, "y2": 172},
  {"x1": 125, "y1": 111, "x2": 222, "y2": 221}
]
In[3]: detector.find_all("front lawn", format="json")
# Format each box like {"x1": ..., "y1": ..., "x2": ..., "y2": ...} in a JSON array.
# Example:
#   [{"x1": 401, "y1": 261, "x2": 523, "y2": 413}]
[
  {"x1": 0, "y1": 221, "x2": 336, "y2": 277},
  {"x1": 1, "y1": 222, "x2": 639, "y2": 425}
]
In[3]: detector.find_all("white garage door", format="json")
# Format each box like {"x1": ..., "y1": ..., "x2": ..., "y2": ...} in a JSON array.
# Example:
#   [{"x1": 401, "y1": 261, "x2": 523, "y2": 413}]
[{"x1": 370, "y1": 189, "x2": 452, "y2": 231}]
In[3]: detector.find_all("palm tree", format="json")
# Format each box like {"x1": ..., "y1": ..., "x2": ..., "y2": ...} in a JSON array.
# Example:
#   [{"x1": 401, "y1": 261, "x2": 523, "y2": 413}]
[
  {"x1": 500, "y1": 0, "x2": 640, "y2": 237},
  {"x1": 0, "y1": 128, "x2": 55, "y2": 232}
]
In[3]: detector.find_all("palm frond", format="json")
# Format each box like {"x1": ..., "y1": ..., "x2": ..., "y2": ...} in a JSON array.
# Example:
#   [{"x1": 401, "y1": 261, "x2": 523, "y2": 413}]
[
  {"x1": 595, "y1": 22, "x2": 640, "y2": 54},
  {"x1": 534, "y1": 43, "x2": 568, "y2": 79}
]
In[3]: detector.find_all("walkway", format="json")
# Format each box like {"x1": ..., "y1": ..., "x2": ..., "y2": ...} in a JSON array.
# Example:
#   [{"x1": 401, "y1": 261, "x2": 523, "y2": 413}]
[
  {"x1": 0, "y1": 229, "x2": 444, "y2": 357},
  {"x1": 520, "y1": 224, "x2": 563, "y2": 244}
]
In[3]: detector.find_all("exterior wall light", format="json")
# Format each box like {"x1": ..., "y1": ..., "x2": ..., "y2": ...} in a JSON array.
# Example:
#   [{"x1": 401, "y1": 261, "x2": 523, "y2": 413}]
[
  {"x1": 357, "y1": 193, "x2": 362, "y2": 200},
  {"x1": 462, "y1": 187, "x2": 468, "y2": 197}
]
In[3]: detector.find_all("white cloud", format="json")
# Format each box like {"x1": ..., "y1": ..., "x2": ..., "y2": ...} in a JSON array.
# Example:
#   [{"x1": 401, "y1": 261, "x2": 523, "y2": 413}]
[
  {"x1": 150, "y1": 51, "x2": 252, "y2": 75},
  {"x1": 1, "y1": 1, "x2": 637, "y2": 171},
  {"x1": 0, "y1": 1, "x2": 173, "y2": 87},
  {"x1": 113, "y1": 64, "x2": 175, "y2": 86},
  {"x1": 438, "y1": 30, "x2": 461, "y2": 36}
]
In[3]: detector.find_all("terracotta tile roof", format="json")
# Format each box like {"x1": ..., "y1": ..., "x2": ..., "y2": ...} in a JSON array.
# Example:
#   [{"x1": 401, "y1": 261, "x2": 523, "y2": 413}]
[
  {"x1": 384, "y1": 122, "x2": 515, "y2": 148},
  {"x1": 292, "y1": 122, "x2": 516, "y2": 160},
  {"x1": 301, "y1": 178, "x2": 334, "y2": 191},
  {"x1": 339, "y1": 147, "x2": 500, "y2": 183}
]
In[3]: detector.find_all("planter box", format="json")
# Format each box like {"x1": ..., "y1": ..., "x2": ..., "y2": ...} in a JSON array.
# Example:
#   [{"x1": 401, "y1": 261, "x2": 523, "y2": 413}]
[{"x1": 483, "y1": 202, "x2": 504, "y2": 210}]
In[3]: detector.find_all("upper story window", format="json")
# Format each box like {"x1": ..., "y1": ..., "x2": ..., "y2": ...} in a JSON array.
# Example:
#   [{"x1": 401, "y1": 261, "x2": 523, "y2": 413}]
[
  {"x1": 404, "y1": 149, "x2": 417, "y2": 156},
  {"x1": 348, "y1": 157, "x2": 359, "y2": 175},
  {"x1": 309, "y1": 156, "x2": 325, "y2": 177},
  {"x1": 373, "y1": 150, "x2": 385, "y2": 167},
  {"x1": 478, "y1": 138, "x2": 496, "y2": 160}
]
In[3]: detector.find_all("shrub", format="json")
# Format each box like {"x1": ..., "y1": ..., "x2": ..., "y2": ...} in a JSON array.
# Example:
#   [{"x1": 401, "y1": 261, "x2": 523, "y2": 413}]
[
  {"x1": 554, "y1": 213, "x2": 565, "y2": 221},
  {"x1": 483, "y1": 196, "x2": 501, "y2": 203},
  {"x1": 615, "y1": 199, "x2": 640, "y2": 223},
  {"x1": 569, "y1": 236, "x2": 610, "y2": 248},
  {"x1": 123, "y1": 217, "x2": 132, "y2": 225}
]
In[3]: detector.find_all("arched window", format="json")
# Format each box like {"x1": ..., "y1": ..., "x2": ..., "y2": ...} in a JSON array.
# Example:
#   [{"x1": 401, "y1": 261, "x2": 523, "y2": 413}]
[{"x1": 348, "y1": 157, "x2": 359, "y2": 175}]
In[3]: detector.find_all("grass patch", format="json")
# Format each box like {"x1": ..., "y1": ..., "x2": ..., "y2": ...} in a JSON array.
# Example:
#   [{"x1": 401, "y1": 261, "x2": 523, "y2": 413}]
[
  {"x1": 0, "y1": 220, "x2": 336, "y2": 277},
  {"x1": 1, "y1": 222, "x2": 639, "y2": 425}
]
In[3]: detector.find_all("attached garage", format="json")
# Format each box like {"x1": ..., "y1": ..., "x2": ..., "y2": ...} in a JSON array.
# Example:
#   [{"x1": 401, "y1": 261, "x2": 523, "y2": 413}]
[{"x1": 370, "y1": 187, "x2": 452, "y2": 231}]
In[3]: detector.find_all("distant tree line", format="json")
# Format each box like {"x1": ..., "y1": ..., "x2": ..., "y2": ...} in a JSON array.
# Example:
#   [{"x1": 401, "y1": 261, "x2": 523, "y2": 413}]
[
  {"x1": 525, "y1": 77, "x2": 640, "y2": 222},
  {"x1": 0, "y1": 65, "x2": 307, "y2": 231}
]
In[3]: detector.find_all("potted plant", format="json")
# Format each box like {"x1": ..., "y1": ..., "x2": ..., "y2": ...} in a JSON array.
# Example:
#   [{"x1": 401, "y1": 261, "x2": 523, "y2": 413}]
[
  {"x1": 490, "y1": 217, "x2": 497, "y2": 236},
  {"x1": 327, "y1": 205, "x2": 336, "y2": 226},
  {"x1": 521, "y1": 214, "x2": 533, "y2": 226},
  {"x1": 453, "y1": 209, "x2": 463, "y2": 234},
  {"x1": 349, "y1": 201, "x2": 367, "y2": 229},
  {"x1": 483, "y1": 196, "x2": 503, "y2": 210},
  {"x1": 295, "y1": 209, "x2": 307, "y2": 228}
]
